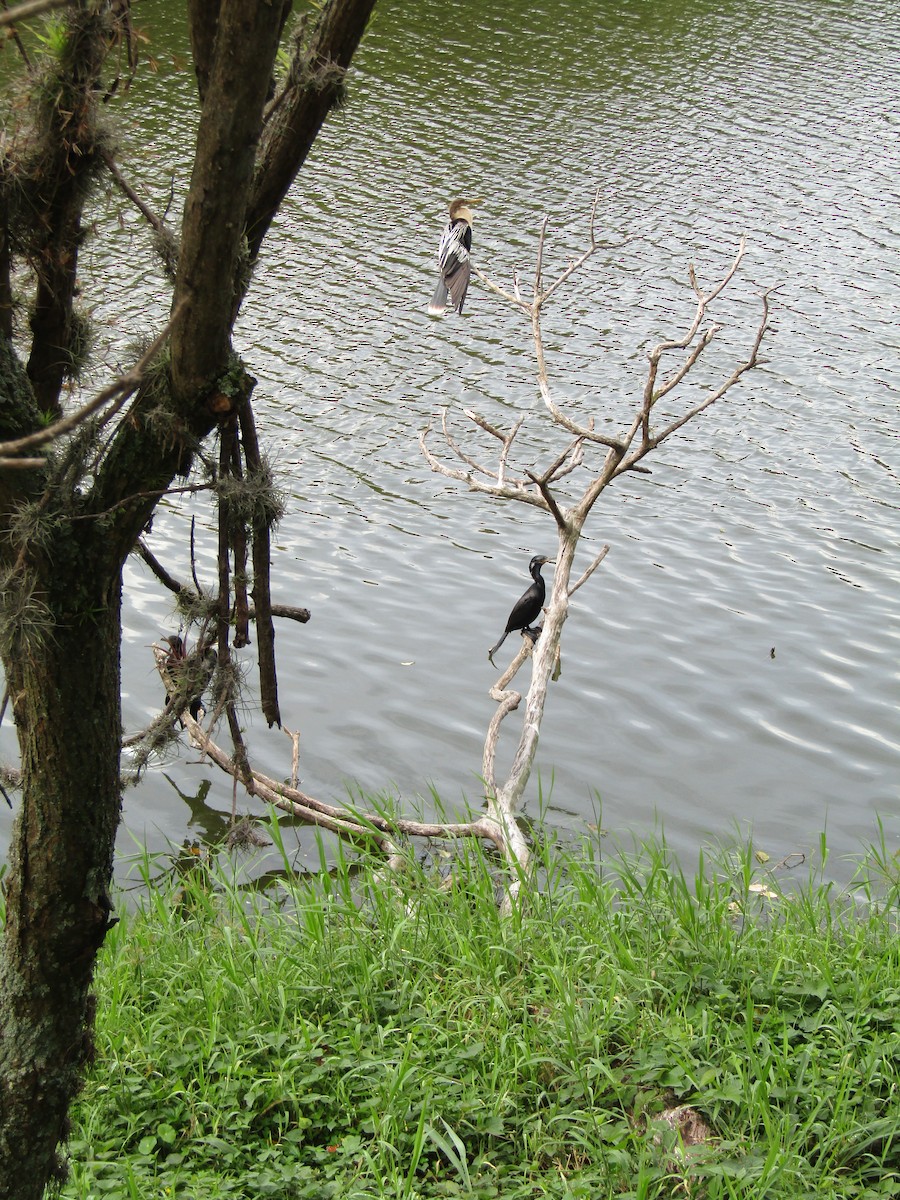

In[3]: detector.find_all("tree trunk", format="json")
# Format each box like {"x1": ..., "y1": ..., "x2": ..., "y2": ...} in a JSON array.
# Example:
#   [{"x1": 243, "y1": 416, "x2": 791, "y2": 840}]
[
  {"x1": 24, "y1": 3, "x2": 110, "y2": 418},
  {"x1": 0, "y1": 585, "x2": 122, "y2": 1199},
  {"x1": 0, "y1": 1, "x2": 379, "y2": 1191}
]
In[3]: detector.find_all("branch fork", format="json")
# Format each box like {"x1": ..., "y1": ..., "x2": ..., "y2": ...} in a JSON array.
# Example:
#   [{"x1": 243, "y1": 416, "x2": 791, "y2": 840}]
[{"x1": 424, "y1": 196, "x2": 775, "y2": 904}]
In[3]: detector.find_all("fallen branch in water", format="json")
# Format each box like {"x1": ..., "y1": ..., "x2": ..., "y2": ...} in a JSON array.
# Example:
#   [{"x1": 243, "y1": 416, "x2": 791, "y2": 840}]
[{"x1": 142, "y1": 645, "x2": 518, "y2": 870}]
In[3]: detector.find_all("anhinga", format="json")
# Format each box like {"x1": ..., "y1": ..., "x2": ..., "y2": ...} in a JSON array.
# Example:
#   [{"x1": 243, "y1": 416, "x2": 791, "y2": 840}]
[
  {"x1": 488, "y1": 555, "x2": 554, "y2": 667},
  {"x1": 428, "y1": 198, "x2": 476, "y2": 316}
]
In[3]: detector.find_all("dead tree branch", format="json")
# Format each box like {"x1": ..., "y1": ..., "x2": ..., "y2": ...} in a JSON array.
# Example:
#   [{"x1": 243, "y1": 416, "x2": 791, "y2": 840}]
[
  {"x1": 102, "y1": 150, "x2": 174, "y2": 243},
  {"x1": 0, "y1": 0, "x2": 71, "y2": 27},
  {"x1": 144, "y1": 645, "x2": 514, "y2": 863},
  {"x1": 425, "y1": 198, "x2": 775, "y2": 905},
  {"x1": 136, "y1": 537, "x2": 311, "y2": 624}
]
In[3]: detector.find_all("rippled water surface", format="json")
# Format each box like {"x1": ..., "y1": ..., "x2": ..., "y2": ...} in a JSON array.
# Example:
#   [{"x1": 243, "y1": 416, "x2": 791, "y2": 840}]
[{"x1": 1, "y1": 0, "x2": 897, "y2": 877}]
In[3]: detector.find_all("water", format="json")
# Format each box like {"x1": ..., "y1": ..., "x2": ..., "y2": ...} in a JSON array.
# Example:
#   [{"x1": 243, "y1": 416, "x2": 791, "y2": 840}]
[{"x1": 1, "y1": 0, "x2": 897, "y2": 880}]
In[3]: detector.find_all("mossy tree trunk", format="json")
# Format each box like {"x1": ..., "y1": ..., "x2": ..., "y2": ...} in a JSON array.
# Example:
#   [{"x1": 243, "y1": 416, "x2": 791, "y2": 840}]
[
  {"x1": 0, "y1": 1, "x2": 377, "y2": 1195},
  {"x1": 0, "y1": 570, "x2": 123, "y2": 1195}
]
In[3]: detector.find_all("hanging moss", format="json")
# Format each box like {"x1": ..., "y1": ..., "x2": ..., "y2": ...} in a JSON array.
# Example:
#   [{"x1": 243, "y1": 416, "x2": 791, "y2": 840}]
[
  {"x1": 151, "y1": 225, "x2": 180, "y2": 282},
  {"x1": 216, "y1": 460, "x2": 286, "y2": 533},
  {"x1": 173, "y1": 589, "x2": 219, "y2": 627},
  {"x1": 0, "y1": 567, "x2": 54, "y2": 658},
  {"x1": 62, "y1": 305, "x2": 96, "y2": 383}
]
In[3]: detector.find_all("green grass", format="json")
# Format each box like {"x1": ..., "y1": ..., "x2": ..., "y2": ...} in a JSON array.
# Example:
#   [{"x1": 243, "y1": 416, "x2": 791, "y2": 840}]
[{"x1": 61, "y1": 824, "x2": 900, "y2": 1199}]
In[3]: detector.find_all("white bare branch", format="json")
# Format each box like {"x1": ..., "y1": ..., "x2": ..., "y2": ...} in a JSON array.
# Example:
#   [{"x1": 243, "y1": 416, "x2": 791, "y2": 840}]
[
  {"x1": 422, "y1": 196, "x2": 774, "y2": 908},
  {"x1": 568, "y1": 544, "x2": 610, "y2": 596},
  {"x1": 470, "y1": 264, "x2": 530, "y2": 312},
  {"x1": 420, "y1": 425, "x2": 551, "y2": 512},
  {"x1": 146, "y1": 645, "x2": 524, "y2": 876},
  {"x1": 615, "y1": 280, "x2": 777, "y2": 478}
]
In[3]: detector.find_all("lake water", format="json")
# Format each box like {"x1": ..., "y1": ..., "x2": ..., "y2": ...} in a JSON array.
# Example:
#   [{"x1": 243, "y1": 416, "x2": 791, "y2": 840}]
[{"x1": 1, "y1": 0, "x2": 897, "y2": 882}]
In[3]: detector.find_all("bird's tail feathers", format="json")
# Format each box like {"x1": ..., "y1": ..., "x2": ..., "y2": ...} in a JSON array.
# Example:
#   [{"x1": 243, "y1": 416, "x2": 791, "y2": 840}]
[
  {"x1": 448, "y1": 263, "x2": 471, "y2": 315},
  {"x1": 428, "y1": 277, "x2": 449, "y2": 316},
  {"x1": 487, "y1": 630, "x2": 508, "y2": 666}
]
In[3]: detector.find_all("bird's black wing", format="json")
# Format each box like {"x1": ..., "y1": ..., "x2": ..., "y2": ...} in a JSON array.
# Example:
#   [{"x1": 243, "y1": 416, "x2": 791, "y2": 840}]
[
  {"x1": 439, "y1": 219, "x2": 472, "y2": 313},
  {"x1": 504, "y1": 580, "x2": 543, "y2": 634}
]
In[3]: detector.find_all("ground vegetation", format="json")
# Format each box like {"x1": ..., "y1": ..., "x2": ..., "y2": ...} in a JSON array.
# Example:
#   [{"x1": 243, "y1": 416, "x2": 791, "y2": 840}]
[{"x1": 60, "y1": 831, "x2": 900, "y2": 1199}]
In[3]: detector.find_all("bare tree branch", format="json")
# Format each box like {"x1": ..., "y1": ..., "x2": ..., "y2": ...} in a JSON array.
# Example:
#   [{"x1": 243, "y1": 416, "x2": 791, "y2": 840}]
[
  {"x1": 134, "y1": 539, "x2": 311, "y2": 623},
  {"x1": 423, "y1": 197, "x2": 775, "y2": 909},
  {"x1": 420, "y1": 425, "x2": 551, "y2": 512},
  {"x1": 615, "y1": 280, "x2": 777, "y2": 478},
  {"x1": 470, "y1": 264, "x2": 530, "y2": 312},
  {"x1": 102, "y1": 150, "x2": 174, "y2": 242},
  {"x1": 0, "y1": 0, "x2": 71, "y2": 29},
  {"x1": 568, "y1": 544, "x2": 610, "y2": 596},
  {"x1": 0, "y1": 456, "x2": 45, "y2": 470},
  {"x1": 148, "y1": 646, "x2": 514, "y2": 861},
  {"x1": 536, "y1": 188, "x2": 601, "y2": 305}
]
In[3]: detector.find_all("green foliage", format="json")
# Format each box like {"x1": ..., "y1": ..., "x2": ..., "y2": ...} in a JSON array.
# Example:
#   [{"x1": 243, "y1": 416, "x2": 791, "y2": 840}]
[{"x1": 63, "y1": 832, "x2": 900, "y2": 1199}]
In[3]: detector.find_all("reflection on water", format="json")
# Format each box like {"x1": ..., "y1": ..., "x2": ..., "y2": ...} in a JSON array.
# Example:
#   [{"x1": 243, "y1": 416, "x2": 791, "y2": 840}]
[{"x1": 0, "y1": 0, "x2": 897, "y2": 880}]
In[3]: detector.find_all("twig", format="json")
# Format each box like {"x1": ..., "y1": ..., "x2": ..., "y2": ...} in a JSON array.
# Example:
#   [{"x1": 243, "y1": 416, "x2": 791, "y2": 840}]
[
  {"x1": 616, "y1": 281, "x2": 776, "y2": 477},
  {"x1": 69, "y1": 482, "x2": 215, "y2": 520},
  {"x1": 0, "y1": 0, "x2": 71, "y2": 26},
  {"x1": 537, "y1": 188, "x2": 601, "y2": 305},
  {"x1": 568, "y1": 544, "x2": 610, "y2": 596},
  {"x1": 524, "y1": 468, "x2": 569, "y2": 532},
  {"x1": 102, "y1": 150, "x2": 173, "y2": 240},
  {"x1": 420, "y1": 426, "x2": 550, "y2": 513},
  {"x1": 283, "y1": 725, "x2": 301, "y2": 789},
  {"x1": 135, "y1": 539, "x2": 192, "y2": 597},
  {"x1": 441, "y1": 410, "x2": 497, "y2": 480},
  {"x1": 0, "y1": 457, "x2": 46, "y2": 470},
  {"x1": 470, "y1": 264, "x2": 530, "y2": 312},
  {"x1": 134, "y1": 538, "x2": 310, "y2": 622},
  {"x1": 0, "y1": 0, "x2": 31, "y2": 64},
  {"x1": 0, "y1": 303, "x2": 184, "y2": 460}
]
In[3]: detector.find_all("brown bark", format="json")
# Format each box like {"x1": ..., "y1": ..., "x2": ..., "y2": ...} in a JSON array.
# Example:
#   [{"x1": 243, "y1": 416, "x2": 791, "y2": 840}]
[
  {"x1": 245, "y1": 0, "x2": 378, "y2": 263},
  {"x1": 0, "y1": 213, "x2": 13, "y2": 343},
  {"x1": 0, "y1": 556, "x2": 122, "y2": 1199},
  {"x1": 170, "y1": 0, "x2": 291, "y2": 403},
  {"x1": 186, "y1": 0, "x2": 222, "y2": 104},
  {"x1": 239, "y1": 399, "x2": 280, "y2": 727},
  {"x1": 24, "y1": 4, "x2": 109, "y2": 417}
]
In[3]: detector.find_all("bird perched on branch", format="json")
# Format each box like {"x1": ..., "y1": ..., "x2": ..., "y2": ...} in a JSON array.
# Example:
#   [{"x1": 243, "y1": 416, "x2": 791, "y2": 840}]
[
  {"x1": 488, "y1": 555, "x2": 554, "y2": 667},
  {"x1": 428, "y1": 198, "x2": 477, "y2": 316},
  {"x1": 162, "y1": 634, "x2": 217, "y2": 721}
]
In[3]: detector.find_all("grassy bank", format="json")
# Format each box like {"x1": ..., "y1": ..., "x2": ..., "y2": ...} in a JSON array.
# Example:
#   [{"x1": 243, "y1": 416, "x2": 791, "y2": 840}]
[{"x1": 63, "y1": 827, "x2": 900, "y2": 1199}]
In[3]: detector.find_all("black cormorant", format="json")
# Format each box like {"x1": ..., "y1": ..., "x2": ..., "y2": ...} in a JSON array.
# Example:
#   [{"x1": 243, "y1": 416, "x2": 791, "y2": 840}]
[
  {"x1": 488, "y1": 555, "x2": 554, "y2": 667},
  {"x1": 428, "y1": 198, "x2": 476, "y2": 316}
]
